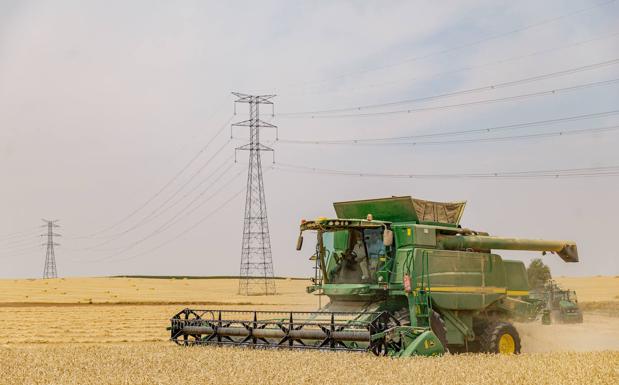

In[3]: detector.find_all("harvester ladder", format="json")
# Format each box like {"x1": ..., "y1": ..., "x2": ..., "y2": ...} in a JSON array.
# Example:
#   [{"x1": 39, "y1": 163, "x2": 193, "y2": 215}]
[
  {"x1": 410, "y1": 250, "x2": 432, "y2": 328},
  {"x1": 313, "y1": 248, "x2": 324, "y2": 308}
]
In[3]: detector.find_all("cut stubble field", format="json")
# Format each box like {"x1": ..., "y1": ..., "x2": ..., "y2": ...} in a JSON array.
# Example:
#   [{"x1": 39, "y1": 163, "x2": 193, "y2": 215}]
[
  {"x1": 0, "y1": 277, "x2": 318, "y2": 344},
  {"x1": 0, "y1": 276, "x2": 617, "y2": 385}
]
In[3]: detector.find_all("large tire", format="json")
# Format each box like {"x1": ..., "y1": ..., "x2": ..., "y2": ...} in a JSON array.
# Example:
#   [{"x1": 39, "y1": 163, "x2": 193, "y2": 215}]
[
  {"x1": 466, "y1": 319, "x2": 490, "y2": 353},
  {"x1": 430, "y1": 310, "x2": 449, "y2": 352},
  {"x1": 480, "y1": 321, "x2": 521, "y2": 354}
]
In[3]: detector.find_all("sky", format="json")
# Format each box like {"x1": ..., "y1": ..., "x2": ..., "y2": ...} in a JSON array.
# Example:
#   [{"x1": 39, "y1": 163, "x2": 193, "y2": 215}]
[{"x1": 0, "y1": 0, "x2": 618, "y2": 279}]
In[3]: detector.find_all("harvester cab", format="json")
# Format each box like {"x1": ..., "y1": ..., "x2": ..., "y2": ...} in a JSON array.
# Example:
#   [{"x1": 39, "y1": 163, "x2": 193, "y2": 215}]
[
  {"x1": 170, "y1": 196, "x2": 579, "y2": 357},
  {"x1": 298, "y1": 217, "x2": 393, "y2": 287}
]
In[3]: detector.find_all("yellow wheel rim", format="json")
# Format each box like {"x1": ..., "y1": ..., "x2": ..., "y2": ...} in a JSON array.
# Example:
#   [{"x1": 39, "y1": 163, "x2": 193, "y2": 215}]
[{"x1": 498, "y1": 333, "x2": 516, "y2": 354}]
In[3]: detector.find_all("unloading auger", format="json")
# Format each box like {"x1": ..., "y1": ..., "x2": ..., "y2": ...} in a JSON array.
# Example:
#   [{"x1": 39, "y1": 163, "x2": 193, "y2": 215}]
[{"x1": 170, "y1": 196, "x2": 578, "y2": 356}]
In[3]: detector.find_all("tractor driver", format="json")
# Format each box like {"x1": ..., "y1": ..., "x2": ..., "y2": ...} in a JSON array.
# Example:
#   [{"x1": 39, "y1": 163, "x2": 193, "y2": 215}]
[
  {"x1": 365, "y1": 230, "x2": 386, "y2": 275},
  {"x1": 329, "y1": 231, "x2": 370, "y2": 283},
  {"x1": 352, "y1": 237, "x2": 370, "y2": 281}
]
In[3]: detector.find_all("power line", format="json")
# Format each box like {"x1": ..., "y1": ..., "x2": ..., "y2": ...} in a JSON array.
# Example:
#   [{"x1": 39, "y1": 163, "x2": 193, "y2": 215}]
[
  {"x1": 278, "y1": 124, "x2": 619, "y2": 147},
  {"x1": 77, "y1": 140, "x2": 234, "y2": 249},
  {"x1": 0, "y1": 234, "x2": 39, "y2": 249},
  {"x1": 0, "y1": 235, "x2": 40, "y2": 248},
  {"x1": 76, "y1": 165, "x2": 248, "y2": 262},
  {"x1": 167, "y1": 100, "x2": 232, "y2": 160},
  {"x1": 125, "y1": 140, "x2": 233, "y2": 231},
  {"x1": 279, "y1": 0, "x2": 618, "y2": 90},
  {"x1": 0, "y1": 227, "x2": 41, "y2": 241},
  {"x1": 77, "y1": 116, "x2": 233, "y2": 238},
  {"x1": 81, "y1": 184, "x2": 249, "y2": 265},
  {"x1": 80, "y1": 161, "x2": 237, "y2": 252},
  {"x1": 0, "y1": 243, "x2": 42, "y2": 254},
  {"x1": 123, "y1": 164, "x2": 245, "y2": 250},
  {"x1": 287, "y1": 29, "x2": 619, "y2": 97},
  {"x1": 275, "y1": 110, "x2": 619, "y2": 144},
  {"x1": 0, "y1": 246, "x2": 44, "y2": 260},
  {"x1": 80, "y1": 166, "x2": 276, "y2": 265},
  {"x1": 276, "y1": 111, "x2": 619, "y2": 147},
  {"x1": 273, "y1": 163, "x2": 619, "y2": 179},
  {"x1": 279, "y1": 58, "x2": 619, "y2": 116},
  {"x1": 121, "y1": 155, "x2": 236, "y2": 232},
  {"x1": 277, "y1": 78, "x2": 619, "y2": 119}
]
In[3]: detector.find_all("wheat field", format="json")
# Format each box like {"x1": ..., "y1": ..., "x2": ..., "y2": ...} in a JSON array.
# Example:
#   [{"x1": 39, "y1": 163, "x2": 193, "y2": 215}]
[
  {"x1": 0, "y1": 276, "x2": 614, "y2": 305},
  {"x1": 0, "y1": 344, "x2": 616, "y2": 385},
  {"x1": 0, "y1": 276, "x2": 617, "y2": 385},
  {"x1": 0, "y1": 277, "x2": 315, "y2": 306},
  {"x1": 555, "y1": 276, "x2": 619, "y2": 301}
]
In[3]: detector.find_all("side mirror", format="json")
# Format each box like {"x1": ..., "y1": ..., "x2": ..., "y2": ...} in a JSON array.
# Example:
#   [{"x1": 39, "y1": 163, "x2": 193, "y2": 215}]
[
  {"x1": 296, "y1": 235, "x2": 304, "y2": 251},
  {"x1": 383, "y1": 229, "x2": 393, "y2": 246}
]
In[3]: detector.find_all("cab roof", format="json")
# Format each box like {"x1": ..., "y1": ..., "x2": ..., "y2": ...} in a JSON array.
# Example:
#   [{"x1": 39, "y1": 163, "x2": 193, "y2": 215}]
[{"x1": 300, "y1": 217, "x2": 388, "y2": 231}]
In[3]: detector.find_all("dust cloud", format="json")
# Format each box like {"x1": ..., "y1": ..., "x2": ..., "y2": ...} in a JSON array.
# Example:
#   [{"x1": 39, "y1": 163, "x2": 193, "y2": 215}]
[
  {"x1": 517, "y1": 314, "x2": 619, "y2": 352},
  {"x1": 322, "y1": 301, "x2": 619, "y2": 352}
]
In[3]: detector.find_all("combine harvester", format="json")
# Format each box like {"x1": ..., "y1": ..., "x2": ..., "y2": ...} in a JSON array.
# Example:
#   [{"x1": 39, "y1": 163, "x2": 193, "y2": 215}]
[
  {"x1": 532, "y1": 280, "x2": 584, "y2": 324},
  {"x1": 170, "y1": 196, "x2": 578, "y2": 356}
]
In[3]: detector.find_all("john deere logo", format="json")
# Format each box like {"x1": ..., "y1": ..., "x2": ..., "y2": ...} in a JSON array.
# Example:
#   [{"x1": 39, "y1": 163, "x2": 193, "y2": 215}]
[{"x1": 424, "y1": 339, "x2": 436, "y2": 349}]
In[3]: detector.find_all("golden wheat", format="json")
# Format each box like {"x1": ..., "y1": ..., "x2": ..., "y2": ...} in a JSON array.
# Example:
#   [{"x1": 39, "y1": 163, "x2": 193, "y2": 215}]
[
  {"x1": 0, "y1": 277, "x2": 315, "y2": 306},
  {"x1": 0, "y1": 303, "x2": 324, "y2": 344},
  {"x1": 0, "y1": 277, "x2": 617, "y2": 346},
  {"x1": 0, "y1": 278, "x2": 321, "y2": 344},
  {"x1": 0, "y1": 343, "x2": 617, "y2": 385},
  {"x1": 0, "y1": 277, "x2": 617, "y2": 385},
  {"x1": 555, "y1": 276, "x2": 619, "y2": 302}
]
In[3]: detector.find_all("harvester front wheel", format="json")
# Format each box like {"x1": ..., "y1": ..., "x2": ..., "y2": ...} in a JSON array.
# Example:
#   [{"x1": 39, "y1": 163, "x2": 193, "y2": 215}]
[{"x1": 480, "y1": 322, "x2": 521, "y2": 354}]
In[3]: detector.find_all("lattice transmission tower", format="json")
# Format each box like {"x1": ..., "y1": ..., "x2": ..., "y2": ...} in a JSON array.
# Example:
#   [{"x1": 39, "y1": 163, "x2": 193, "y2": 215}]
[
  {"x1": 41, "y1": 219, "x2": 60, "y2": 279},
  {"x1": 233, "y1": 92, "x2": 277, "y2": 295}
]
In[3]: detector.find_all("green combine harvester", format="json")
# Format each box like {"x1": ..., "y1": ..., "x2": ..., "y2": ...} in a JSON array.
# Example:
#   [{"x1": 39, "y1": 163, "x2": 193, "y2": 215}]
[
  {"x1": 532, "y1": 280, "x2": 583, "y2": 324},
  {"x1": 170, "y1": 196, "x2": 578, "y2": 356}
]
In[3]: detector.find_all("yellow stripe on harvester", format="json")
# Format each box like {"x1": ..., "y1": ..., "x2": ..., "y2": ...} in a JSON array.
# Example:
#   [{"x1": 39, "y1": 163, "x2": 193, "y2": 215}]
[
  {"x1": 416, "y1": 287, "x2": 530, "y2": 296},
  {"x1": 420, "y1": 286, "x2": 506, "y2": 294},
  {"x1": 506, "y1": 290, "x2": 529, "y2": 296}
]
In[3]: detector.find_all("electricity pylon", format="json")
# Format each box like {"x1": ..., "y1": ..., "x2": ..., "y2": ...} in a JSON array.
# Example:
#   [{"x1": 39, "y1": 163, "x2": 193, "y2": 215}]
[
  {"x1": 41, "y1": 219, "x2": 60, "y2": 279},
  {"x1": 233, "y1": 92, "x2": 277, "y2": 296}
]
